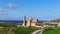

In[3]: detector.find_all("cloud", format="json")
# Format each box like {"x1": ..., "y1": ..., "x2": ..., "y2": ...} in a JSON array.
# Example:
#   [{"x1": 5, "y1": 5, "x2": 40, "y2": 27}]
[
  {"x1": 0, "y1": 9, "x2": 8, "y2": 15},
  {"x1": 0, "y1": 9, "x2": 4, "y2": 12},
  {"x1": 8, "y1": 3, "x2": 18, "y2": 9}
]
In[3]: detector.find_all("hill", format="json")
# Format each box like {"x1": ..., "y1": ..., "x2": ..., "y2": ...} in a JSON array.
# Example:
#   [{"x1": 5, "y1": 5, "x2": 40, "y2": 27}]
[{"x1": 49, "y1": 18, "x2": 60, "y2": 22}]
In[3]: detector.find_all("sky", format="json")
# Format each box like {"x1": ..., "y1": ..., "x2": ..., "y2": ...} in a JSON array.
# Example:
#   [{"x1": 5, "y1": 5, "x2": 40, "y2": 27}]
[{"x1": 0, "y1": 0, "x2": 60, "y2": 20}]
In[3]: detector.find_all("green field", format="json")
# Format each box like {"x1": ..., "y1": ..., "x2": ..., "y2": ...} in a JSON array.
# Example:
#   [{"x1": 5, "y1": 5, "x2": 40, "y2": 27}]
[
  {"x1": 0, "y1": 27, "x2": 10, "y2": 34},
  {"x1": 13, "y1": 27, "x2": 40, "y2": 34},
  {"x1": 42, "y1": 27, "x2": 60, "y2": 34},
  {"x1": 0, "y1": 27, "x2": 40, "y2": 34}
]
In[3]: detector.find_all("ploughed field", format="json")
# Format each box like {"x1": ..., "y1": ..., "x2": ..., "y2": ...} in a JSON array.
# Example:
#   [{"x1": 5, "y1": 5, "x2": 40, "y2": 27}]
[
  {"x1": 42, "y1": 27, "x2": 60, "y2": 34},
  {"x1": 0, "y1": 27, "x2": 40, "y2": 34}
]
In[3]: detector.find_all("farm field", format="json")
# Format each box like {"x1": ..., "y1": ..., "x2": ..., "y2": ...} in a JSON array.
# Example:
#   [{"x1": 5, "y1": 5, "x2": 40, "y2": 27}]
[
  {"x1": 42, "y1": 27, "x2": 60, "y2": 34},
  {"x1": 0, "y1": 27, "x2": 40, "y2": 34}
]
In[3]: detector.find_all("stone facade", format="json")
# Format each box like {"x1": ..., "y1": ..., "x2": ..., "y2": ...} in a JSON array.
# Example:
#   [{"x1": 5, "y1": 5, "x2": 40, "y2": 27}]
[
  {"x1": 23, "y1": 16, "x2": 38, "y2": 27},
  {"x1": 22, "y1": 16, "x2": 26, "y2": 26}
]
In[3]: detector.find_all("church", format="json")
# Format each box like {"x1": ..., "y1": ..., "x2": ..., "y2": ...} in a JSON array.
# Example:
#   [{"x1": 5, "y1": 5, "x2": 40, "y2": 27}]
[{"x1": 22, "y1": 16, "x2": 39, "y2": 27}]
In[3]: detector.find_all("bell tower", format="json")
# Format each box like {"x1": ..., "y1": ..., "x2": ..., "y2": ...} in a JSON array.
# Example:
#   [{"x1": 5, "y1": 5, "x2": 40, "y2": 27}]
[
  {"x1": 22, "y1": 16, "x2": 26, "y2": 26},
  {"x1": 26, "y1": 17, "x2": 32, "y2": 27}
]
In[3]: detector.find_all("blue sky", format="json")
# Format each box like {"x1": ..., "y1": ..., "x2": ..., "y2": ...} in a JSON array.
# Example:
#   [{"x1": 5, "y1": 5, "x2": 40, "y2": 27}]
[{"x1": 0, "y1": 0, "x2": 60, "y2": 20}]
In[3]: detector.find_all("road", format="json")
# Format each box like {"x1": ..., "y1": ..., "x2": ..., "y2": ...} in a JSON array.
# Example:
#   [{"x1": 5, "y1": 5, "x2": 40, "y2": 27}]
[
  {"x1": 34, "y1": 29, "x2": 44, "y2": 34},
  {"x1": 35, "y1": 31, "x2": 41, "y2": 34}
]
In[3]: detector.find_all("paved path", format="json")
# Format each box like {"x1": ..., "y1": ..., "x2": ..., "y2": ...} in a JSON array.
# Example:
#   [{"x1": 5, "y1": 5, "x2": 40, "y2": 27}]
[
  {"x1": 32, "y1": 29, "x2": 44, "y2": 34},
  {"x1": 35, "y1": 31, "x2": 41, "y2": 34}
]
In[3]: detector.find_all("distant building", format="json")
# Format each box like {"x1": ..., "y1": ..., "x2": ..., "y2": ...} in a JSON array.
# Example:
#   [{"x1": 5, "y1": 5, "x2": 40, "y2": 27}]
[
  {"x1": 22, "y1": 16, "x2": 60, "y2": 28},
  {"x1": 16, "y1": 23, "x2": 22, "y2": 27},
  {"x1": 22, "y1": 16, "x2": 39, "y2": 27}
]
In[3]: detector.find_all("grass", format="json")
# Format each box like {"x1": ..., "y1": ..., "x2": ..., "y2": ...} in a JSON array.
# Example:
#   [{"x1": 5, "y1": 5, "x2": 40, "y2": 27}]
[
  {"x1": 0, "y1": 27, "x2": 40, "y2": 34},
  {"x1": 0, "y1": 27, "x2": 10, "y2": 34},
  {"x1": 42, "y1": 27, "x2": 60, "y2": 34},
  {"x1": 12, "y1": 27, "x2": 40, "y2": 34}
]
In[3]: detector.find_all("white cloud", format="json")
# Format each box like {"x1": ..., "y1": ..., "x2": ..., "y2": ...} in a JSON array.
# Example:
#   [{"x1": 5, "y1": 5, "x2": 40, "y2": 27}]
[
  {"x1": 8, "y1": 3, "x2": 18, "y2": 9},
  {"x1": 0, "y1": 9, "x2": 4, "y2": 12},
  {"x1": 0, "y1": 9, "x2": 8, "y2": 15}
]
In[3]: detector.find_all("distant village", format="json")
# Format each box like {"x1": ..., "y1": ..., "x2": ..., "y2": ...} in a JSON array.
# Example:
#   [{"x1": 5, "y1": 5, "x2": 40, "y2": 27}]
[
  {"x1": 17, "y1": 16, "x2": 60, "y2": 28},
  {"x1": 0, "y1": 16, "x2": 60, "y2": 28}
]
